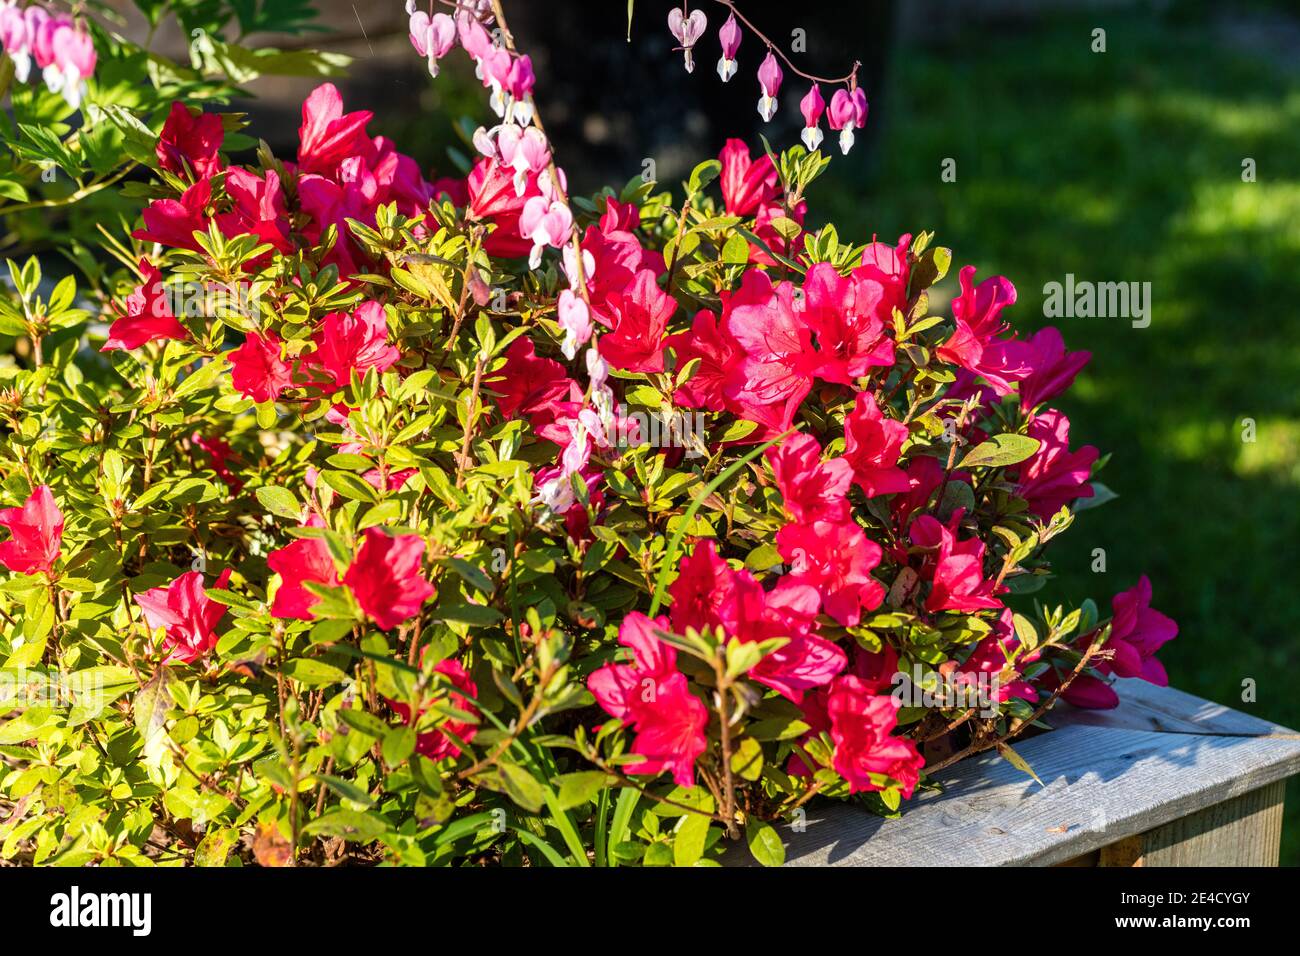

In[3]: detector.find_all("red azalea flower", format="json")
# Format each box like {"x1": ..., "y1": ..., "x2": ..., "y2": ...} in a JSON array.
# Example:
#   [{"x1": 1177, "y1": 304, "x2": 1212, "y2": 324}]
[
  {"x1": 598, "y1": 269, "x2": 675, "y2": 373},
  {"x1": 267, "y1": 525, "x2": 339, "y2": 621},
  {"x1": 910, "y1": 513, "x2": 1003, "y2": 613},
  {"x1": 776, "y1": 520, "x2": 885, "y2": 627},
  {"x1": 1017, "y1": 326, "x2": 1091, "y2": 412},
  {"x1": 156, "y1": 101, "x2": 224, "y2": 181},
  {"x1": 719, "y1": 138, "x2": 780, "y2": 216},
  {"x1": 102, "y1": 260, "x2": 189, "y2": 352},
  {"x1": 134, "y1": 568, "x2": 233, "y2": 664},
  {"x1": 132, "y1": 177, "x2": 211, "y2": 252},
  {"x1": 723, "y1": 269, "x2": 820, "y2": 431},
  {"x1": 1108, "y1": 575, "x2": 1178, "y2": 685},
  {"x1": 0, "y1": 485, "x2": 64, "y2": 575},
  {"x1": 229, "y1": 330, "x2": 294, "y2": 404},
  {"x1": 826, "y1": 675, "x2": 924, "y2": 796},
  {"x1": 307, "y1": 301, "x2": 400, "y2": 392},
  {"x1": 802, "y1": 262, "x2": 895, "y2": 386},
  {"x1": 192, "y1": 433, "x2": 243, "y2": 493},
  {"x1": 843, "y1": 391, "x2": 911, "y2": 497},
  {"x1": 297, "y1": 83, "x2": 373, "y2": 176},
  {"x1": 1013, "y1": 410, "x2": 1098, "y2": 518},
  {"x1": 588, "y1": 612, "x2": 707, "y2": 787},
  {"x1": 765, "y1": 432, "x2": 853, "y2": 524},
  {"x1": 216, "y1": 167, "x2": 292, "y2": 253},
  {"x1": 666, "y1": 309, "x2": 743, "y2": 413},
  {"x1": 343, "y1": 528, "x2": 435, "y2": 630},
  {"x1": 936, "y1": 266, "x2": 1033, "y2": 395},
  {"x1": 389, "y1": 658, "x2": 480, "y2": 761}
]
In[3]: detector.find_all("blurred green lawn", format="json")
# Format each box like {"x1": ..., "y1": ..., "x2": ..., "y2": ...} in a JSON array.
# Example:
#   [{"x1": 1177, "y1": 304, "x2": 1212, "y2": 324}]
[{"x1": 817, "y1": 6, "x2": 1300, "y2": 862}]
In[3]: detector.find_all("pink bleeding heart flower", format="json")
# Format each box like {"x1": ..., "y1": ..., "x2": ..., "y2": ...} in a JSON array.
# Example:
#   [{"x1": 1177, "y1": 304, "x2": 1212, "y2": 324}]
[
  {"x1": 343, "y1": 528, "x2": 435, "y2": 631},
  {"x1": 307, "y1": 301, "x2": 400, "y2": 393},
  {"x1": 457, "y1": 8, "x2": 492, "y2": 61},
  {"x1": 557, "y1": 288, "x2": 592, "y2": 360},
  {"x1": 497, "y1": 124, "x2": 551, "y2": 196},
  {"x1": 102, "y1": 260, "x2": 190, "y2": 352},
  {"x1": 800, "y1": 83, "x2": 825, "y2": 151},
  {"x1": 0, "y1": 485, "x2": 64, "y2": 576},
  {"x1": 267, "y1": 521, "x2": 340, "y2": 621},
  {"x1": 756, "y1": 50, "x2": 783, "y2": 122},
  {"x1": 519, "y1": 196, "x2": 573, "y2": 269},
  {"x1": 410, "y1": 11, "x2": 456, "y2": 77},
  {"x1": 827, "y1": 87, "x2": 867, "y2": 153},
  {"x1": 667, "y1": 6, "x2": 707, "y2": 73},
  {"x1": 0, "y1": 6, "x2": 33, "y2": 83},
  {"x1": 716, "y1": 12, "x2": 741, "y2": 81},
  {"x1": 229, "y1": 330, "x2": 294, "y2": 404},
  {"x1": 134, "y1": 568, "x2": 233, "y2": 664}
]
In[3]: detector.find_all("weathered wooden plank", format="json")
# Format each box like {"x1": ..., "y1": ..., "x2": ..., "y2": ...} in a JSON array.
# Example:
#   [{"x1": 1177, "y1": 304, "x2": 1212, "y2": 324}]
[
  {"x1": 731, "y1": 679, "x2": 1300, "y2": 867},
  {"x1": 1137, "y1": 780, "x2": 1286, "y2": 866}
]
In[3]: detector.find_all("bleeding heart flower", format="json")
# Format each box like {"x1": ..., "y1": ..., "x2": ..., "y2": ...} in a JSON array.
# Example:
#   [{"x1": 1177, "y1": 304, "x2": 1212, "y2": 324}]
[
  {"x1": 800, "y1": 83, "x2": 825, "y2": 151},
  {"x1": 716, "y1": 12, "x2": 741, "y2": 81},
  {"x1": 557, "y1": 289, "x2": 592, "y2": 360},
  {"x1": 756, "y1": 50, "x2": 783, "y2": 122},
  {"x1": 519, "y1": 196, "x2": 574, "y2": 269},
  {"x1": 667, "y1": 6, "x2": 707, "y2": 73}
]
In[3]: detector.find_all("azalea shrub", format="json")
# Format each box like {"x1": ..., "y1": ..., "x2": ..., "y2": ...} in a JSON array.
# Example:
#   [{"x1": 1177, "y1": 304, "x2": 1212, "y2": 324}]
[{"x1": 0, "y1": 0, "x2": 1180, "y2": 867}]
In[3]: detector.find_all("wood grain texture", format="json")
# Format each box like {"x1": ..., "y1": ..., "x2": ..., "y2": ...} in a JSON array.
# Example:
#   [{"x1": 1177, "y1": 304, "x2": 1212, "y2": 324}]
[{"x1": 728, "y1": 679, "x2": 1300, "y2": 867}]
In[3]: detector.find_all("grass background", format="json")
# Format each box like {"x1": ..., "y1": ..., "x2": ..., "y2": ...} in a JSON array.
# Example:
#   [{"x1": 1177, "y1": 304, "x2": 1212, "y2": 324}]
[{"x1": 815, "y1": 3, "x2": 1300, "y2": 862}]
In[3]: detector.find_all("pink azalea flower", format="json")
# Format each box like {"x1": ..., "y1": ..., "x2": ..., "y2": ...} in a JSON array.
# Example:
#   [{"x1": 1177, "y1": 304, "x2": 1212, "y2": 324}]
[
  {"x1": 857, "y1": 233, "x2": 911, "y2": 314},
  {"x1": 579, "y1": 213, "x2": 665, "y2": 327},
  {"x1": 843, "y1": 391, "x2": 910, "y2": 497},
  {"x1": 936, "y1": 266, "x2": 1034, "y2": 395},
  {"x1": 268, "y1": 523, "x2": 339, "y2": 621},
  {"x1": 156, "y1": 101, "x2": 224, "y2": 180},
  {"x1": 343, "y1": 528, "x2": 435, "y2": 631},
  {"x1": 716, "y1": 12, "x2": 741, "y2": 81},
  {"x1": 216, "y1": 167, "x2": 293, "y2": 253},
  {"x1": 485, "y1": 338, "x2": 579, "y2": 438},
  {"x1": 826, "y1": 674, "x2": 924, "y2": 796},
  {"x1": 229, "y1": 330, "x2": 294, "y2": 404},
  {"x1": 588, "y1": 612, "x2": 707, "y2": 787},
  {"x1": 135, "y1": 568, "x2": 233, "y2": 664},
  {"x1": 890, "y1": 455, "x2": 946, "y2": 528},
  {"x1": 765, "y1": 433, "x2": 853, "y2": 524},
  {"x1": 102, "y1": 260, "x2": 189, "y2": 352},
  {"x1": 1017, "y1": 326, "x2": 1092, "y2": 412},
  {"x1": 1013, "y1": 410, "x2": 1098, "y2": 518},
  {"x1": 723, "y1": 269, "x2": 820, "y2": 431},
  {"x1": 1108, "y1": 575, "x2": 1178, "y2": 685},
  {"x1": 0, "y1": 485, "x2": 64, "y2": 575},
  {"x1": 598, "y1": 269, "x2": 675, "y2": 373},
  {"x1": 389, "y1": 658, "x2": 479, "y2": 760},
  {"x1": 802, "y1": 261, "x2": 895, "y2": 385},
  {"x1": 910, "y1": 513, "x2": 1003, "y2": 613},
  {"x1": 307, "y1": 301, "x2": 400, "y2": 392},
  {"x1": 953, "y1": 609, "x2": 1040, "y2": 704},
  {"x1": 297, "y1": 83, "x2": 373, "y2": 176},
  {"x1": 776, "y1": 520, "x2": 885, "y2": 627}
]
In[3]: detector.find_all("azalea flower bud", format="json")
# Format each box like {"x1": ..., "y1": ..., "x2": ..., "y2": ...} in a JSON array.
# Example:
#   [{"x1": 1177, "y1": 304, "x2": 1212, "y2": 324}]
[
  {"x1": 800, "y1": 83, "x2": 825, "y2": 151},
  {"x1": 557, "y1": 289, "x2": 593, "y2": 360},
  {"x1": 716, "y1": 13, "x2": 741, "y2": 82},
  {"x1": 667, "y1": 6, "x2": 706, "y2": 73},
  {"x1": 756, "y1": 50, "x2": 782, "y2": 122}
]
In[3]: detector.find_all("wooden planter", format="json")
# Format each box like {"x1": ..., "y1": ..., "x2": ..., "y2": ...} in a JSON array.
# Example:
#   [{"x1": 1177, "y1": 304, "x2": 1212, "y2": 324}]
[{"x1": 735, "y1": 678, "x2": 1300, "y2": 866}]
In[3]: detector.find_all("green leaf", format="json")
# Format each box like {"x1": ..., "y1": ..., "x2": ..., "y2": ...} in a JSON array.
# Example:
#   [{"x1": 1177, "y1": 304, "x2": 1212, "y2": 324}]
[
  {"x1": 495, "y1": 762, "x2": 547, "y2": 814},
  {"x1": 554, "y1": 771, "x2": 617, "y2": 811},
  {"x1": 745, "y1": 818, "x2": 786, "y2": 867},
  {"x1": 957, "y1": 434, "x2": 1041, "y2": 469},
  {"x1": 255, "y1": 486, "x2": 303, "y2": 520},
  {"x1": 673, "y1": 812, "x2": 711, "y2": 867},
  {"x1": 282, "y1": 658, "x2": 349, "y2": 687}
]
